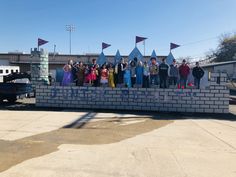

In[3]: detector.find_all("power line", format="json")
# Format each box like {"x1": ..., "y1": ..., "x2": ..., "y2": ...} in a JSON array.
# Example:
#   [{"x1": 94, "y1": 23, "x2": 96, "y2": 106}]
[
  {"x1": 158, "y1": 35, "x2": 219, "y2": 53},
  {"x1": 181, "y1": 36, "x2": 218, "y2": 46}
]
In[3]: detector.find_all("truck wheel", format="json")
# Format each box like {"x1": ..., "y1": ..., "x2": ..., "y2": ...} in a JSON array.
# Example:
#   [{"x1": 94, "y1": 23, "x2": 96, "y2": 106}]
[{"x1": 7, "y1": 97, "x2": 17, "y2": 103}]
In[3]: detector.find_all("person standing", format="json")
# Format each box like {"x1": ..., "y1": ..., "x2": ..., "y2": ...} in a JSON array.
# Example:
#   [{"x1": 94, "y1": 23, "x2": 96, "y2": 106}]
[
  {"x1": 130, "y1": 60, "x2": 137, "y2": 87},
  {"x1": 90, "y1": 59, "x2": 100, "y2": 87},
  {"x1": 76, "y1": 61, "x2": 85, "y2": 86},
  {"x1": 135, "y1": 61, "x2": 144, "y2": 86},
  {"x1": 143, "y1": 61, "x2": 150, "y2": 88},
  {"x1": 100, "y1": 64, "x2": 108, "y2": 85},
  {"x1": 178, "y1": 59, "x2": 190, "y2": 89},
  {"x1": 89, "y1": 65, "x2": 97, "y2": 85},
  {"x1": 84, "y1": 64, "x2": 90, "y2": 84},
  {"x1": 108, "y1": 63, "x2": 115, "y2": 88},
  {"x1": 69, "y1": 60, "x2": 77, "y2": 83},
  {"x1": 192, "y1": 62, "x2": 205, "y2": 89},
  {"x1": 169, "y1": 59, "x2": 179, "y2": 87},
  {"x1": 149, "y1": 57, "x2": 159, "y2": 86},
  {"x1": 114, "y1": 63, "x2": 118, "y2": 86},
  {"x1": 117, "y1": 58, "x2": 125, "y2": 85},
  {"x1": 61, "y1": 61, "x2": 73, "y2": 86},
  {"x1": 123, "y1": 62, "x2": 132, "y2": 88},
  {"x1": 159, "y1": 58, "x2": 169, "y2": 88},
  {"x1": 94, "y1": 64, "x2": 100, "y2": 87},
  {"x1": 90, "y1": 58, "x2": 97, "y2": 68}
]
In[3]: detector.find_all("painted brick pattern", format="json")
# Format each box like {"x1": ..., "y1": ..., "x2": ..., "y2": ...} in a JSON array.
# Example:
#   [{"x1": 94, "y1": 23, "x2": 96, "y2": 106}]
[
  {"x1": 36, "y1": 73, "x2": 229, "y2": 113},
  {"x1": 30, "y1": 49, "x2": 49, "y2": 88}
]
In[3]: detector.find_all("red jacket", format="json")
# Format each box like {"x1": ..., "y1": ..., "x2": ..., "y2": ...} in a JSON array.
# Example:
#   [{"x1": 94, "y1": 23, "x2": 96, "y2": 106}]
[{"x1": 179, "y1": 64, "x2": 190, "y2": 78}]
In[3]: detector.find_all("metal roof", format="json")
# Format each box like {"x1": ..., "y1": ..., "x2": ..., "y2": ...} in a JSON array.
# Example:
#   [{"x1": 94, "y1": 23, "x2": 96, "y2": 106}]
[{"x1": 201, "y1": 60, "x2": 236, "y2": 68}]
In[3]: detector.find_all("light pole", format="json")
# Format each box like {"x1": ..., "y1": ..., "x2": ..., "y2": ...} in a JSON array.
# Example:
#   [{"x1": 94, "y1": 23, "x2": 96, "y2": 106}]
[{"x1": 66, "y1": 24, "x2": 75, "y2": 55}]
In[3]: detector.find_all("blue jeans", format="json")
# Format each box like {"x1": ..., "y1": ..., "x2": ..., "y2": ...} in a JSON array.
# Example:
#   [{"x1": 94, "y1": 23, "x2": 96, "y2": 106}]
[
  {"x1": 180, "y1": 76, "x2": 187, "y2": 88},
  {"x1": 194, "y1": 78, "x2": 200, "y2": 89},
  {"x1": 150, "y1": 74, "x2": 158, "y2": 85},
  {"x1": 169, "y1": 77, "x2": 177, "y2": 86}
]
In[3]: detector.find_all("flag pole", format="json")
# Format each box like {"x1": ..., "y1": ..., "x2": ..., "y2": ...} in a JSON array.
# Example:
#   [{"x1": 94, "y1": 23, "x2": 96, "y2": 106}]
[
  {"x1": 53, "y1": 44, "x2": 56, "y2": 59},
  {"x1": 37, "y1": 39, "x2": 39, "y2": 51},
  {"x1": 143, "y1": 40, "x2": 146, "y2": 57}
]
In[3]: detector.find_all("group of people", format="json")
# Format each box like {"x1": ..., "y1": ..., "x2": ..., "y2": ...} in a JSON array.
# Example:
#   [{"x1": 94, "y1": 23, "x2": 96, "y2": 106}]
[
  {"x1": 61, "y1": 57, "x2": 205, "y2": 89},
  {"x1": 61, "y1": 59, "x2": 115, "y2": 87},
  {"x1": 168, "y1": 58, "x2": 205, "y2": 89}
]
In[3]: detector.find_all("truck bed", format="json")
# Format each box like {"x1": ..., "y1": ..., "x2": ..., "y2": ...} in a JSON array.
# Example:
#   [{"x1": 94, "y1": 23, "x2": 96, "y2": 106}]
[{"x1": 0, "y1": 83, "x2": 32, "y2": 103}]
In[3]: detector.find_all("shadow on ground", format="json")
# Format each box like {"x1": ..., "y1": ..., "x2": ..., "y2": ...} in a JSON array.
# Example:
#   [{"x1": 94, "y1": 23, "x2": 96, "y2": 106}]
[{"x1": 0, "y1": 112, "x2": 172, "y2": 173}]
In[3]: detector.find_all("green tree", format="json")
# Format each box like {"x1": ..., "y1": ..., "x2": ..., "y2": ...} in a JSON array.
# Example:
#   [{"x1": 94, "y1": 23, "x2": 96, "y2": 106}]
[{"x1": 212, "y1": 33, "x2": 236, "y2": 62}]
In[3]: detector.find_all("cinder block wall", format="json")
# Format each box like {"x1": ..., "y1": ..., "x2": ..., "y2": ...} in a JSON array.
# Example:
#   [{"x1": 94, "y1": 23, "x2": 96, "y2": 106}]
[
  {"x1": 30, "y1": 49, "x2": 49, "y2": 87},
  {"x1": 36, "y1": 73, "x2": 229, "y2": 113}
]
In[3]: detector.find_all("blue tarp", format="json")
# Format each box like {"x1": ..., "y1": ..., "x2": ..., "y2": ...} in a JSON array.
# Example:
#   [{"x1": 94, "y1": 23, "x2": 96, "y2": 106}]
[
  {"x1": 97, "y1": 51, "x2": 107, "y2": 66},
  {"x1": 114, "y1": 50, "x2": 122, "y2": 64},
  {"x1": 151, "y1": 50, "x2": 157, "y2": 59},
  {"x1": 166, "y1": 52, "x2": 175, "y2": 65},
  {"x1": 128, "y1": 47, "x2": 143, "y2": 63},
  {"x1": 56, "y1": 68, "x2": 64, "y2": 83},
  {"x1": 150, "y1": 50, "x2": 161, "y2": 64}
]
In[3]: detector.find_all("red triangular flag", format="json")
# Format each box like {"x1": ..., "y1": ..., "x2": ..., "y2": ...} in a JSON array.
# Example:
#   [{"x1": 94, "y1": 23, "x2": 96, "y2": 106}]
[{"x1": 38, "y1": 38, "x2": 49, "y2": 47}]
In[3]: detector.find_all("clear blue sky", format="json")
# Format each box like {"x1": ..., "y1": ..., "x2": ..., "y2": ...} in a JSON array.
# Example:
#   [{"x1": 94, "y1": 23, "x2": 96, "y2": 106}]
[{"x1": 0, "y1": 0, "x2": 235, "y2": 60}]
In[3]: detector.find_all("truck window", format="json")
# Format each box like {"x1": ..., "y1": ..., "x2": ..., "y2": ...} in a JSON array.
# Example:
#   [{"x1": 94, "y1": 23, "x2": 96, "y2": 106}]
[
  {"x1": 11, "y1": 69, "x2": 14, "y2": 73},
  {"x1": 0, "y1": 70, "x2": 3, "y2": 74},
  {"x1": 6, "y1": 70, "x2": 9, "y2": 74}
]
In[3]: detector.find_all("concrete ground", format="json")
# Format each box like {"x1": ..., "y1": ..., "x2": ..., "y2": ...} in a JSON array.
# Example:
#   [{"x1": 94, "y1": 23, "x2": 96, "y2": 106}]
[{"x1": 0, "y1": 105, "x2": 235, "y2": 177}]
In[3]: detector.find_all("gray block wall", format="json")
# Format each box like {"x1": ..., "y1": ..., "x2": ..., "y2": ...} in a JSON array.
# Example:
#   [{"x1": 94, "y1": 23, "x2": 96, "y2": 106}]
[{"x1": 36, "y1": 73, "x2": 229, "y2": 113}]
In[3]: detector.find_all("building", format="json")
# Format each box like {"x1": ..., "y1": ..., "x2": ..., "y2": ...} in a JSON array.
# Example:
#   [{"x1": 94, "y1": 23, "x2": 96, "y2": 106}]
[
  {"x1": 201, "y1": 60, "x2": 236, "y2": 79},
  {"x1": 0, "y1": 52, "x2": 166, "y2": 73}
]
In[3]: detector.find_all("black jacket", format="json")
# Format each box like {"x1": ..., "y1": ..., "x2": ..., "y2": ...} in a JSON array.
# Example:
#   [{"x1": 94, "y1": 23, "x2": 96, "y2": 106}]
[
  {"x1": 192, "y1": 66, "x2": 204, "y2": 79},
  {"x1": 159, "y1": 63, "x2": 169, "y2": 77}
]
